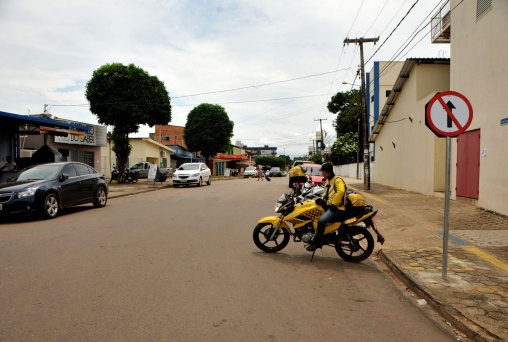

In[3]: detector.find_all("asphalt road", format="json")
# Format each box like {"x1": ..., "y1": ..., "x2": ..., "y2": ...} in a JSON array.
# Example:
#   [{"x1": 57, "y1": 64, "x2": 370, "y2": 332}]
[{"x1": 0, "y1": 177, "x2": 454, "y2": 341}]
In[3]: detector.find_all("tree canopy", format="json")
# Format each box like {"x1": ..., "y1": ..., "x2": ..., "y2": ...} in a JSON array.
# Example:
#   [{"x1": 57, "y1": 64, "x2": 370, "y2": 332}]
[
  {"x1": 327, "y1": 89, "x2": 361, "y2": 166},
  {"x1": 310, "y1": 152, "x2": 323, "y2": 164},
  {"x1": 86, "y1": 63, "x2": 171, "y2": 178},
  {"x1": 255, "y1": 156, "x2": 287, "y2": 169},
  {"x1": 86, "y1": 63, "x2": 171, "y2": 132},
  {"x1": 331, "y1": 132, "x2": 358, "y2": 165},
  {"x1": 327, "y1": 89, "x2": 361, "y2": 137},
  {"x1": 184, "y1": 104, "x2": 234, "y2": 162}
]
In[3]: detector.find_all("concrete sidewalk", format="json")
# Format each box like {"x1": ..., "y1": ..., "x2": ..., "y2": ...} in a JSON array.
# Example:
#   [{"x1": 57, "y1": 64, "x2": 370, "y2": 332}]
[{"x1": 344, "y1": 177, "x2": 508, "y2": 341}]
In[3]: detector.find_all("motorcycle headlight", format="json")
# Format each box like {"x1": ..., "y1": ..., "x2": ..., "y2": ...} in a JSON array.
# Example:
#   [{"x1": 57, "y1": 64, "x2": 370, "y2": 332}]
[{"x1": 17, "y1": 186, "x2": 39, "y2": 198}]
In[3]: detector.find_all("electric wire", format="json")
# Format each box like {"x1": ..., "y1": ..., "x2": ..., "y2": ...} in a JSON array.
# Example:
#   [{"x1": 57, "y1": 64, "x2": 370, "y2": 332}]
[
  {"x1": 374, "y1": 0, "x2": 447, "y2": 79},
  {"x1": 365, "y1": 0, "x2": 422, "y2": 65}
]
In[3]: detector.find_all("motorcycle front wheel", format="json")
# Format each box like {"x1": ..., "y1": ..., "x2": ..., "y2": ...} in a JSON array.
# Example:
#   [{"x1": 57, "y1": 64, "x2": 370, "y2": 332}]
[
  {"x1": 335, "y1": 226, "x2": 374, "y2": 263},
  {"x1": 253, "y1": 223, "x2": 290, "y2": 253}
]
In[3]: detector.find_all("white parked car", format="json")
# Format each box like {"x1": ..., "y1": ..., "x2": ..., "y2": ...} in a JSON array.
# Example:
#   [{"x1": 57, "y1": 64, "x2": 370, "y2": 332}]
[
  {"x1": 243, "y1": 166, "x2": 257, "y2": 178},
  {"x1": 172, "y1": 163, "x2": 212, "y2": 187}
]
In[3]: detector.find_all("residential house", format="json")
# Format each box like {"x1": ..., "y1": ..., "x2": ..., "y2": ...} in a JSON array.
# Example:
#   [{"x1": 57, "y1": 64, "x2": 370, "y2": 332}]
[
  {"x1": 242, "y1": 144, "x2": 277, "y2": 158},
  {"x1": 369, "y1": 58, "x2": 450, "y2": 195},
  {"x1": 101, "y1": 137, "x2": 174, "y2": 178},
  {"x1": 151, "y1": 124, "x2": 204, "y2": 169},
  {"x1": 431, "y1": 0, "x2": 508, "y2": 215}
]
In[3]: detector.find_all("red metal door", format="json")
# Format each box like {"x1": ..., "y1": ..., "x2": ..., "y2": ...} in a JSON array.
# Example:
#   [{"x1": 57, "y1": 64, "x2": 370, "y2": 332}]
[{"x1": 456, "y1": 129, "x2": 480, "y2": 199}]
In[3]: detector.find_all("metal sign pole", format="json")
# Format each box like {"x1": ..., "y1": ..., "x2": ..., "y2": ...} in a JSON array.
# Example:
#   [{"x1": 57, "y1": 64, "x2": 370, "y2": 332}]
[{"x1": 442, "y1": 136, "x2": 451, "y2": 280}]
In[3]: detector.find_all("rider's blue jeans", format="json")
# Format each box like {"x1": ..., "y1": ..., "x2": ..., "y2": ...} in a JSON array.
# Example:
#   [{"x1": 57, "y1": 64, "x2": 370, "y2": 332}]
[{"x1": 316, "y1": 208, "x2": 346, "y2": 238}]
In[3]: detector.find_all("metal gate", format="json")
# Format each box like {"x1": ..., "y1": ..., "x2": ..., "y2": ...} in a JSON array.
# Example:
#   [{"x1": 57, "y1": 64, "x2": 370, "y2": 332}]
[{"x1": 456, "y1": 129, "x2": 480, "y2": 199}]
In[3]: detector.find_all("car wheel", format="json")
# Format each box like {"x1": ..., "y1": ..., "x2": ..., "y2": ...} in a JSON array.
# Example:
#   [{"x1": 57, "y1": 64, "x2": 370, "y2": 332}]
[
  {"x1": 197, "y1": 177, "x2": 202, "y2": 187},
  {"x1": 207, "y1": 176, "x2": 211, "y2": 186},
  {"x1": 43, "y1": 193, "x2": 59, "y2": 219},
  {"x1": 93, "y1": 186, "x2": 107, "y2": 208}
]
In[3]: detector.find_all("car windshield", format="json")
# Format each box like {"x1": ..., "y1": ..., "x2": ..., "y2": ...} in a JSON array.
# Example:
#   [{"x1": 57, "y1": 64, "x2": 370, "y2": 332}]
[
  {"x1": 131, "y1": 163, "x2": 143, "y2": 169},
  {"x1": 15, "y1": 164, "x2": 61, "y2": 181},
  {"x1": 245, "y1": 166, "x2": 256, "y2": 171},
  {"x1": 304, "y1": 165, "x2": 322, "y2": 176},
  {"x1": 271, "y1": 167, "x2": 280, "y2": 171},
  {"x1": 178, "y1": 164, "x2": 200, "y2": 171}
]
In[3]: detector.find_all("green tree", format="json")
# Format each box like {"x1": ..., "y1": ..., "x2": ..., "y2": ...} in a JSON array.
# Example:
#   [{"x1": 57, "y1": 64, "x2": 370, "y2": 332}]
[
  {"x1": 278, "y1": 155, "x2": 291, "y2": 169},
  {"x1": 254, "y1": 156, "x2": 286, "y2": 169},
  {"x1": 327, "y1": 89, "x2": 362, "y2": 143},
  {"x1": 86, "y1": 63, "x2": 171, "y2": 177},
  {"x1": 310, "y1": 152, "x2": 323, "y2": 164},
  {"x1": 331, "y1": 132, "x2": 358, "y2": 165},
  {"x1": 184, "y1": 104, "x2": 234, "y2": 162}
]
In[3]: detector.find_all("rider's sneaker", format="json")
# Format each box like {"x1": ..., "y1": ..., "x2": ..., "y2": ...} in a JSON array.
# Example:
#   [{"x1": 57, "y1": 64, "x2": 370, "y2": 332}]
[{"x1": 306, "y1": 236, "x2": 321, "y2": 251}]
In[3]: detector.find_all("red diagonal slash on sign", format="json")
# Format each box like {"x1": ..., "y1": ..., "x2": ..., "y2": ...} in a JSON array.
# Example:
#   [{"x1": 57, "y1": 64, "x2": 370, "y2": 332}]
[{"x1": 437, "y1": 97, "x2": 462, "y2": 130}]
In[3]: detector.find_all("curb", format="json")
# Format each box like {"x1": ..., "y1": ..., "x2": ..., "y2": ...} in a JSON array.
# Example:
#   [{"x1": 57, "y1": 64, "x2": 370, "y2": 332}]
[
  {"x1": 108, "y1": 184, "x2": 172, "y2": 199},
  {"x1": 378, "y1": 250, "x2": 503, "y2": 342}
]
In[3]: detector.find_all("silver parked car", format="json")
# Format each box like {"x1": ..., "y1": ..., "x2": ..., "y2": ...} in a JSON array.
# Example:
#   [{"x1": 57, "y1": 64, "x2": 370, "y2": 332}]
[
  {"x1": 243, "y1": 166, "x2": 257, "y2": 178},
  {"x1": 172, "y1": 163, "x2": 211, "y2": 187}
]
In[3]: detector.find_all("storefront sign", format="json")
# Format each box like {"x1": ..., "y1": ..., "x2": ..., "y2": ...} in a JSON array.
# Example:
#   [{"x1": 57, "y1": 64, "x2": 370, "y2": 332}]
[
  {"x1": 216, "y1": 153, "x2": 246, "y2": 160},
  {"x1": 55, "y1": 123, "x2": 100, "y2": 146}
]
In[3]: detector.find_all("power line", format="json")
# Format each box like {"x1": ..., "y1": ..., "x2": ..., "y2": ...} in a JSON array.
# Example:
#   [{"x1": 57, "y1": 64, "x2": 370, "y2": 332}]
[
  {"x1": 365, "y1": 0, "x2": 422, "y2": 65},
  {"x1": 172, "y1": 68, "x2": 351, "y2": 99},
  {"x1": 376, "y1": 0, "x2": 463, "y2": 80},
  {"x1": 173, "y1": 93, "x2": 329, "y2": 107},
  {"x1": 376, "y1": 0, "x2": 446, "y2": 77},
  {"x1": 346, "y1": 0, "x2": 366, "y2": 38},
  {"x1": 364, "y1": 0, "x2": 390, "y2": 37}
]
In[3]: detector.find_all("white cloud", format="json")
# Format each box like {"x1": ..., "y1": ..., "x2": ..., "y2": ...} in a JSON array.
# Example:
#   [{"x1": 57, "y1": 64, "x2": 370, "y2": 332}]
[{"x1": 0, "y1": 0, "x2": 449, "y2": 156}]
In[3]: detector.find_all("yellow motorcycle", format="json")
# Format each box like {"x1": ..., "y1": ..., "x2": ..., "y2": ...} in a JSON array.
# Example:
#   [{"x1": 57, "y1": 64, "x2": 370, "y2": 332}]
[{"x1": 253, "y1": 190, "x2": 385, "y2": 262}]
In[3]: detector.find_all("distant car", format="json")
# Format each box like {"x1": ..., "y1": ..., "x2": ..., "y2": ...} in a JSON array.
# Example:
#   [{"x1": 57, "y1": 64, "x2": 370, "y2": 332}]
[
  {"x1": 302, "y1": 163, "x2": 326, "y2": 186},
  {"x1": 244, "y1": 166, "x2": 257, "y2": 178},
  {"x1": 172, "y1": 162, "x2": 211, "y2": 187},
  {"x1": 267, "y1": 167, "x2": 283, "y2": 177},
  {"x1": 0, "y1": 162, "x2": 108, "y2": 219}
]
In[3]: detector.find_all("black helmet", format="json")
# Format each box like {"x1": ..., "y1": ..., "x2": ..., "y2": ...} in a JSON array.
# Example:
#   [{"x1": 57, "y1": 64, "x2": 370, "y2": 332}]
[{"x1": 320, "y1": 162, "x2": 333, "y2": 173}]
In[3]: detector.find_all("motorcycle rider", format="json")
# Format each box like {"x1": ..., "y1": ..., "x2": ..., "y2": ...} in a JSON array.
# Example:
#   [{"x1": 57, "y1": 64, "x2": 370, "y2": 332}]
[
  {"x1": 307, "y1": 162, "x2": 347, "y2": 251},
  {"x1": 288, "y1": 164, "x2": 308, "y2": 187}
]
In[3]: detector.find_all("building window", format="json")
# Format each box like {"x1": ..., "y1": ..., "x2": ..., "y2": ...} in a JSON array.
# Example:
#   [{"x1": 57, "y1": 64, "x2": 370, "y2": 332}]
[
  {"x1": 476, "y1": 0, "x2": 492, "y2": 21},
  {"x1": 163, "y1": 136, "x2": 170, "y2": 141},
  {"x1": 70, "y1": 150, "x2": 95, "y2": 168},
  {"x1": 386, "y1": 90, "x2": 391, "y2": 97}
]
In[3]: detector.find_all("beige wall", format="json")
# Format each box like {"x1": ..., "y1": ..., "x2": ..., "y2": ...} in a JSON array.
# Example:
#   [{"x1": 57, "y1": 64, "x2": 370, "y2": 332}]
[
  {"x1": 372, "y1": 64, "x2": 450, "y2": 195},
  {"x1": 100, "y1": 138, "x2": 172, "y2": 178},
  {"x1": 450, "y1": 0, "x2": 508, "y2": 215}
]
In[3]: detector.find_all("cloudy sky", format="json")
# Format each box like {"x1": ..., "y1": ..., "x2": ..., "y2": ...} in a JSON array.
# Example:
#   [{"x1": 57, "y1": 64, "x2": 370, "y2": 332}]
[{"x1": 0, "y1": 0, "x2": 449, "y2": 157}]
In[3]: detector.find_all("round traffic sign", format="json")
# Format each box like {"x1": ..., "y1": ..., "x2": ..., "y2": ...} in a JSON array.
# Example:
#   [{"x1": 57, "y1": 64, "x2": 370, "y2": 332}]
[{"x1": 425, "y1": 91, "x2": 473, "y2": 137}]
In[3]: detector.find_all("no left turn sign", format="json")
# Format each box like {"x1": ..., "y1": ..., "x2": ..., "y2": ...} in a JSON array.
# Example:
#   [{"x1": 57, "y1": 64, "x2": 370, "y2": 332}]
[{"x1": 425, "y1": 91, "x2": 473, "y2": 137}]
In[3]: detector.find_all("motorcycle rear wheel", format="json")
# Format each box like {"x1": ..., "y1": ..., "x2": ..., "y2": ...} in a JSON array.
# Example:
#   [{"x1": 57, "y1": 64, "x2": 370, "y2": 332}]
[
  {"x1": 335, "y1": 226, "x2": 374, "y2": 263},
  {"x1": 253, "y1": 223, "x2": 290, "y2": 253}
]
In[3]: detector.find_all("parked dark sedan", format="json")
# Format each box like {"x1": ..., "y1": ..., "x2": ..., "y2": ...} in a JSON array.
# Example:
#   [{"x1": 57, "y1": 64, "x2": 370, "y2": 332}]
[{"x1": 0, "y1": 162, "x2": 108, "y2": 219}]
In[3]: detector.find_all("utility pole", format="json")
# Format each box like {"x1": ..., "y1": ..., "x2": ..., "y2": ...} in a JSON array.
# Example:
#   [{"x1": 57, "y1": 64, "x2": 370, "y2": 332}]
[
  {"x1": 343, "y1": 37, "x2": 379, "y2": 190},
  {"x1": 314, "y1": 118, "x2": 327, "y2": 152}
]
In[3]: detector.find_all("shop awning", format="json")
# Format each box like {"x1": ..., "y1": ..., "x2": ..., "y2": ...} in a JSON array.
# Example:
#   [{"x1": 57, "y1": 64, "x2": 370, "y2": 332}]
[{"x1": 0, "y1": 111, "x2": 91, "y2": 133}]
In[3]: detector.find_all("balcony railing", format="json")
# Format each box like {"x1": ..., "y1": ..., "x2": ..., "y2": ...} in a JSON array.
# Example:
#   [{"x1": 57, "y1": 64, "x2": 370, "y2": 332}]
[{"x1": 431, "y1": 0, "x2": 451, "y2": 43}]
